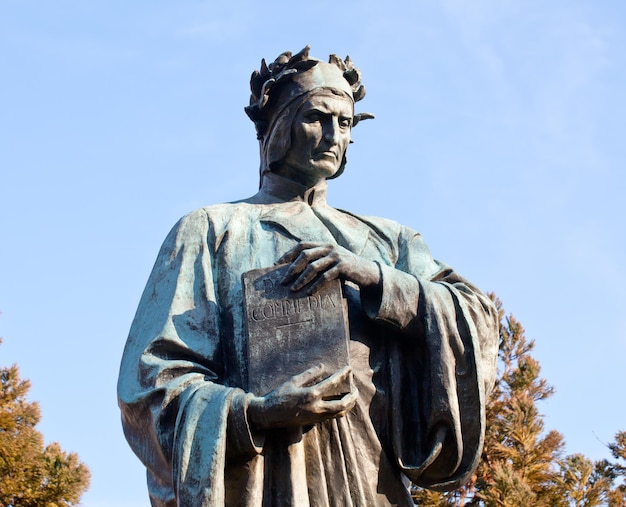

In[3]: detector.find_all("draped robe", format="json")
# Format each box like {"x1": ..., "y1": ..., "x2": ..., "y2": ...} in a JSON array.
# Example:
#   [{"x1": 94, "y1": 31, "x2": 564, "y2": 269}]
[{"x1": 118, "y1": 176, "x2": 499, "y2": 506}]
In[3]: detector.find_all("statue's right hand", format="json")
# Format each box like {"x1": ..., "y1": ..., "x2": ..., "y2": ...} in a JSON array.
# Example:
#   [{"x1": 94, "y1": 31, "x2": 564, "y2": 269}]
[{"x1": 246, "y1": 364, "x2": 357, "y2": 430}]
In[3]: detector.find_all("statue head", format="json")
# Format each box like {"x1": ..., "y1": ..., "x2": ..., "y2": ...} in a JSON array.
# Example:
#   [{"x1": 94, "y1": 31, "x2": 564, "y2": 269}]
[{"x1": 245, "y1": 46, "x2": 374, "y2": 185}]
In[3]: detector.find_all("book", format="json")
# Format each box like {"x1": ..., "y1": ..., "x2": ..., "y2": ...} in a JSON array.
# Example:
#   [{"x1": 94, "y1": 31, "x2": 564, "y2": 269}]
[{"x1": 242, "y1": 263, "x2": 350, "y2": 397}]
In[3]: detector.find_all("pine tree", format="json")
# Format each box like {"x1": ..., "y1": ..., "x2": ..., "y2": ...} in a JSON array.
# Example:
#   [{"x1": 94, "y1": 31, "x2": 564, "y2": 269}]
[
  {"x1": 470, "y1": 297, "x2": 565, "y2": 506},
  {"x1": 411, "y1": 487, "x2": 458, "y2": 506},
  {"x1": 602, "y1": 431, "x2": 626, "y2": 507},
  {"x1": 558, "y1": 453, "x2": 612, "y2": 507},
  {"x1": 0, "y1": 339, "x2": 90, "y2": 507}
]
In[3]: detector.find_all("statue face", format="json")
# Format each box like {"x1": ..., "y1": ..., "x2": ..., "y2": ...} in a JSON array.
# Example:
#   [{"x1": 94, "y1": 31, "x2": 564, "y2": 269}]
[{"x1": 279, "y1": 92, "x2": 353, "y2": 186}]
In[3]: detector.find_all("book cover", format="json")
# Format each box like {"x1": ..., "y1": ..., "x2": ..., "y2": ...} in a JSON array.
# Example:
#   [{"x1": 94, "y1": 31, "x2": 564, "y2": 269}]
[{"x1": 242, "y1": 263, "x2": 350, "y2": 397}]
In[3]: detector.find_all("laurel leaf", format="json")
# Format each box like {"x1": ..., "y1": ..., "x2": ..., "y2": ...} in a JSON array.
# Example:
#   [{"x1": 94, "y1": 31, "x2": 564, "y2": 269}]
[
  {"x1": 260, "y1": 58, "x2": 269, "y2": 77},
  {"x1": 353, "y1": 84, "x2": 366, "y2": 102},
  {"x1": 352, "y1": 112, "x2": 375, "y2": 127},
  {"x1": 344, "y1": 68, "x2": 359, "y2": 86},
  {"x1": 288, "y1": 45, "x2": 310, "y2": 66},
  {"x1": 328, "y1": 54, "x2": 346, "y2": 71}
]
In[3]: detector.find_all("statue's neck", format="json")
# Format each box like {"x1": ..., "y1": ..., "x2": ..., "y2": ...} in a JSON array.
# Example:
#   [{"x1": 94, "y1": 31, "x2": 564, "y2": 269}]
[{"x1": 250, "y1": 172, "x2": 329, "y2": 206}]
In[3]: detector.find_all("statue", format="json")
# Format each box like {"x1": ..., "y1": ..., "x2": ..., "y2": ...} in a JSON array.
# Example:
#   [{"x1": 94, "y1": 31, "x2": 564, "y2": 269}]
[{"x1": 118, "y1": 46, "x2": 499, "y2": 507}]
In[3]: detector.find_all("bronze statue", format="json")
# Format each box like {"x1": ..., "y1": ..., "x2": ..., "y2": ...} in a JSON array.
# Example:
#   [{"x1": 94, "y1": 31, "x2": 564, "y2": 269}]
[{"x1": 118, "y1": 46, "x2": 499, "y2": 507}]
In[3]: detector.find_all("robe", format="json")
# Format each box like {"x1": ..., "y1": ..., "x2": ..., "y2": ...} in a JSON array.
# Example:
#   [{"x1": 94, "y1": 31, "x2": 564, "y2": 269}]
[{"x1": 117, "y1": 178, "x2": 499, "y2": 507}]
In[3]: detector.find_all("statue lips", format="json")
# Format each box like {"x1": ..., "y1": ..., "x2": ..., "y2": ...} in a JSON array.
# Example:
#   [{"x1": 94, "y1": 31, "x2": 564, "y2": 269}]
[{"x1": 313, "y1": 149, "x2": 339, "y2": 162}]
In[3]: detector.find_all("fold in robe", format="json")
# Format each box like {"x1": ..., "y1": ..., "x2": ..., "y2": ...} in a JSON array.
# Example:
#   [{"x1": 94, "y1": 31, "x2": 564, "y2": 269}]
[{"x1": 118, "y1": 191, "x2": 498, "y2": 506}]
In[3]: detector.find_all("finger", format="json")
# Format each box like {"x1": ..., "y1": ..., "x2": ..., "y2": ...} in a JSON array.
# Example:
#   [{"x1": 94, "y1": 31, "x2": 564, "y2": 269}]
[
  {"x1": 299, "y1": 365, "x2": 351, "y2": 404},
  {"x1": 281, "y1": 246, "x2": 330, "y2": 285},
  {"x1": 318, "y1": 387, "x2": 358, "y2": 415},
  {"x1": 299, "y1": 264, "x2": 342, "y2": 295},
  {"x1": 290, "y1": 256, "x2": 337, "y2": 292},
  {"x1": 276, "y1": 245, "x2": 303, "y2": 265},
  {"x1": 289, "y1": 363, "x2": 329, "y2": 388},
  {"x1": 276, "y1": 242, "x2": 321, "y2": 265},
  {"x1": 311, "y1": 365, "x2": 352, "y2": 392}
]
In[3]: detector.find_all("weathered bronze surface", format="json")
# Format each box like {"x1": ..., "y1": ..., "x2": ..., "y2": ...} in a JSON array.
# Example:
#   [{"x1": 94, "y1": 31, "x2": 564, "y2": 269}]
[
  {"x1": 242, "y1": 264, "x2": 350, "y2": 397},
  {"x1": 118, "y1": 46, "x2": 499, "y2": 507}
]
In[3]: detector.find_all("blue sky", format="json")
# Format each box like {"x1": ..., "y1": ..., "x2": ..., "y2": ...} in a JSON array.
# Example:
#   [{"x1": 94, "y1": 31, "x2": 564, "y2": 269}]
[{"x1": 1, "y1": 2, "x2": 625, "y2": 506}]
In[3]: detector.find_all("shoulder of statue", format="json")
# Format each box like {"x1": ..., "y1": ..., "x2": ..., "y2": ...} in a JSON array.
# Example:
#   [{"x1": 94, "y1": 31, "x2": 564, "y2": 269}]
[
  {"x1": 333, "y1": 207, "x2": 410, "y2": 238},
  {"x1": 173, "y1": 202, "x2": 266, "y2": 242},
  {"x1": 177, "y1": 202, "x2": 256, "y2": 227}
]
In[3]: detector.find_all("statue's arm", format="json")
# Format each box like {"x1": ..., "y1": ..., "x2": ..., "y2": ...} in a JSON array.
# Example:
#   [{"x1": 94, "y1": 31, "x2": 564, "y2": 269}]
[
  {"x1": 373, "y1": 227, "x2": 498, "y2": 393},
  {"x1": 117, "y1": 210, "x2": 260, "y2": 505},
  {"x1": 372, "y1": 227, "x2": 499, "y2": 490}
]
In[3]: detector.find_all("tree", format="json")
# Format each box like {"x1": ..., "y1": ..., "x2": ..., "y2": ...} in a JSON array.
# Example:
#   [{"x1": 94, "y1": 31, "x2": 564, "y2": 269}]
[
  {"x1": 471, "y1": 300, "x2": 565, "y2": 506},
  {"x1": 602, "y1": 431, "x2": 626, "y2": 507},
  {"x1": 558, "y1": 453, "x2": 612, "y2": 507},
  {"x1": 0, "y1": 339, "x2": 90, "y2": 507},
  {"x1": 561, "y1": 432, "x2": 626, "y2": 507}
]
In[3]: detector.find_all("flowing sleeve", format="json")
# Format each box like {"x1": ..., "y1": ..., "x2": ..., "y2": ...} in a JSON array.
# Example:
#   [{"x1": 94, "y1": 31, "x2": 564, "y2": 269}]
[
  {"x1": 363, "y1": 225, "x2": 499, "y2": 491},
  {"x1": 117, "y1": 209, "x2": 261, "y2": 507}
]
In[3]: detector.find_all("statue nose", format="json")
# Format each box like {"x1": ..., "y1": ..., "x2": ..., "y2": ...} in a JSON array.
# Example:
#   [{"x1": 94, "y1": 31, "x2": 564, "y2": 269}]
[{"x1": 323, "y1": 120, "x2": 340, "y2": 144}]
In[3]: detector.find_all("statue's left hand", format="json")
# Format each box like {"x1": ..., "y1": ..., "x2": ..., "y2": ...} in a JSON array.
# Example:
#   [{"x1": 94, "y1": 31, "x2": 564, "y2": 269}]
[
  {"x1": 247, "y1": 364, "x2": 357, "y2": 430},
  {"x1": 277, "y1": 241, "x2": 380, "y2": 294}
]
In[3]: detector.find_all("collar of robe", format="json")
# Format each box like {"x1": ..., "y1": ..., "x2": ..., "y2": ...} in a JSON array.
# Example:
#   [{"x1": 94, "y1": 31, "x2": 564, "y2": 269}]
[
  {"x1": 252, "y1": 172, "x2": 329, "y2": 207},
  {"x1": 242, "y1": 173, "x2": 373, "y2": 257}
]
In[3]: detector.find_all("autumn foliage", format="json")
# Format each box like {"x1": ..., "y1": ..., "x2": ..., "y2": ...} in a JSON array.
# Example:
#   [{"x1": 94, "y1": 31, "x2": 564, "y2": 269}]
[{"x1": 0, "y1": 339, "x2": 90, "y2": 507}]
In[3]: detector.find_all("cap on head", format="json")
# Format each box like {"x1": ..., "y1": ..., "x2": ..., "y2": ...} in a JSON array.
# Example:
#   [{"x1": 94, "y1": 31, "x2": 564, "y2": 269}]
[{"x1": 245, "y1": 46, "x2": 374, "y2": 182}]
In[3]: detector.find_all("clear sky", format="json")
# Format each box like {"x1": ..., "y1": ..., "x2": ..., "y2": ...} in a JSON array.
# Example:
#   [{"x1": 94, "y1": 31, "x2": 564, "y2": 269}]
[{"x1": 1, "y1": 2, "x2": 625, "y2": 506}]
